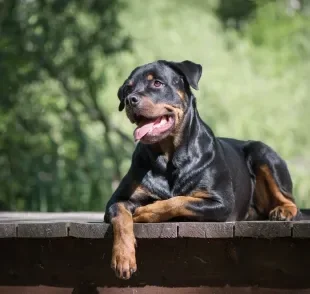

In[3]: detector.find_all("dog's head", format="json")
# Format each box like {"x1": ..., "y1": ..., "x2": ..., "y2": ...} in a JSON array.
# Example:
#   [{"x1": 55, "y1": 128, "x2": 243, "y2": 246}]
[{"x1": 117, "y1": 60, "x2": 202, "y2": 144}]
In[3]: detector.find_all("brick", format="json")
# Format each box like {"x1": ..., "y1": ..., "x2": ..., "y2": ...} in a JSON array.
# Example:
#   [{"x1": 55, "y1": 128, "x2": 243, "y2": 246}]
[
  {"x1": 17, "y1": 222, "x2": 68, "y2": 238},
  {"x1": 292, "y1": 221, "x2": 310, "y2": 238},
  {"x1": 69, "y1": 222, "x2": 111, "y2": 238},
  {"x1": 234, "y1": 221, "x2": 291, "y2": 238},
  {"x1": 134, "y1": 223, "x2": 178, "y2": 238},
  {"x1": 0, "y1": 223, "x2": 16, "y2": 238},
  {"x1": 178, "y1": 222, "x2": 234, "y2": 238}
]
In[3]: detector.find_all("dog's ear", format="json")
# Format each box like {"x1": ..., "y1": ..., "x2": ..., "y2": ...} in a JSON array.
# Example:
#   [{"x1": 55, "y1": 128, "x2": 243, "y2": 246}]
[
  {"x1": 117, "y1": 84, "x2": 125, "y2": 111},
  {"x1": 165, "y1": 60, "x2": 202, "y2": 90}
]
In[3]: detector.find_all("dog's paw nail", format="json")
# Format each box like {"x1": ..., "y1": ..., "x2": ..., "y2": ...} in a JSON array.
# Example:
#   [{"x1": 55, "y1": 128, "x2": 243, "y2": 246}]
[{"x1": 122, "y1": 271, "x2": 129, "y2": 279}]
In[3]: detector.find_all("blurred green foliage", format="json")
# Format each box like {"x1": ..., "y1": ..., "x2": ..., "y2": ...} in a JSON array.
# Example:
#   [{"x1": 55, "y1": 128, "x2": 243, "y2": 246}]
[{"x1": 1, "y1": 0, "x2": 309, "y2": 211}]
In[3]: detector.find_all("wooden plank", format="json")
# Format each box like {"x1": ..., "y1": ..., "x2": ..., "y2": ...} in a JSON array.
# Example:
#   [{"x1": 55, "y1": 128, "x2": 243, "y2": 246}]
[
  {"x1": 0, "y1": 238, "x2": 309, "y2": 288},
  {"x1": 0, "y1": 224, "x2": 16, "y2": 238},
  {"x1": 69, "y1": 223, "x2": 111, "y2": 239},
  {"x1": 234, "y1": 221, "x2": 292, "y2": 238},
  {"x1": 178, "y1": 222, "x2": 234, "y2": 238},
  {"x1": 17, "y1": 222, "x2": 68, "y2": 238},
  {"x1": 293, "y1": 221, "x2": 310, "y2": 238},
  {"x1": 134, "y1": 223, "x2": 178, "y2": 238},
  {"x1": 0, "y1": 212, "x2": 104, "y2": 223}
]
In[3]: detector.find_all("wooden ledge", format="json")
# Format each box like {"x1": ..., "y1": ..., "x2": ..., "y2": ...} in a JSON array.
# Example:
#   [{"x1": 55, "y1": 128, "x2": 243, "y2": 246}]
[
  {"x1": 1, "y1": 211, "x2": 310, "y2": 239},
  {"x1": 1, "y1": 212, "x2": 310, "y2": 290}
]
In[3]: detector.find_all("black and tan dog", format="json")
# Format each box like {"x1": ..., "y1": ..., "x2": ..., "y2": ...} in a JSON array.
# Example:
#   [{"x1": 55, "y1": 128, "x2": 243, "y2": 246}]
[{"x1": 104, "y1": 60, "x2": 300, "y2": 280}]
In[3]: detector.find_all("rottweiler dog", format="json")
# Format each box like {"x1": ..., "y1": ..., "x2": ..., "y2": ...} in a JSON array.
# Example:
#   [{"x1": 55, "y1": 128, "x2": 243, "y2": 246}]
[{"x1": 104, "y1": 60, "x2": 300, "y2": 280}]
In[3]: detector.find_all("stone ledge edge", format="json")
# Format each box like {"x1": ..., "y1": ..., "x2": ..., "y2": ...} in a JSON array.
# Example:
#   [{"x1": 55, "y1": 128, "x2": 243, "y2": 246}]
[{"x1": 0, "y1": 221, "x2": 310, "y2": 239}]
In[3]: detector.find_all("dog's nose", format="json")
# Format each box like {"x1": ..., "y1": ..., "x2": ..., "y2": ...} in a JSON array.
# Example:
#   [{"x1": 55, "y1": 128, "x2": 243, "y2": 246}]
[{"x1": 127, "y1": 95, "x2": 140, "y2": 107}]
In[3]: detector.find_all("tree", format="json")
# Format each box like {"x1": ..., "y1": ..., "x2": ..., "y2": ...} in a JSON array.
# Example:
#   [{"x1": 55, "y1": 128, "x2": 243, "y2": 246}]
[{"x1": 0, "y1": 0, "x2": 132, "y2": 211}]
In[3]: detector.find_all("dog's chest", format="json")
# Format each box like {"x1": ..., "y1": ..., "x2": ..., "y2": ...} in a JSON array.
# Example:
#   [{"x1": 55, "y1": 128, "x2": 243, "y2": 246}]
[{"x1": 141, "y1": 160, "x2": 204, "y2": 199}]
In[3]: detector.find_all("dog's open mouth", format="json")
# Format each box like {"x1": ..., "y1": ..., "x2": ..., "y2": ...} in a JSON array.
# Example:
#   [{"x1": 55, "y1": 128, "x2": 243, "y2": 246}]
[{"x1": 133, "y1": 114, "x2": 175, "y2": 142}]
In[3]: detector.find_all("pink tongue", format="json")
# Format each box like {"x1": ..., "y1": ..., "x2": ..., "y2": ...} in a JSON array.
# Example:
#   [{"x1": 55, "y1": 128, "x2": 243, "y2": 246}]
[{"x1": 134, "y1": 117, "x2": 161, "y2": 141}]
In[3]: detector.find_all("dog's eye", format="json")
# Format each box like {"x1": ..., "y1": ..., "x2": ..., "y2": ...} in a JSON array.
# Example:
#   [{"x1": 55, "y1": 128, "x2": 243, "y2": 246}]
[{"x1": 153, "y1": 80, "x2": 163, "y2": 88}]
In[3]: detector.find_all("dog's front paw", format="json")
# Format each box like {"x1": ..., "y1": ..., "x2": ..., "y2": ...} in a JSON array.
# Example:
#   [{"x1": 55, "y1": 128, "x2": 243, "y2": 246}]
[
  {"x1": 111, "y1": 242, "x2": 137, "y2": 280},
  {"x1": 269, "y1": 205, "x2": 297, "y2": 221},
  {"x1": 133, "y1": 206, "x2": 160, "y2": 223},
  {"x1": 133, "y1": 212, "x2": 158, "y2": 223}
]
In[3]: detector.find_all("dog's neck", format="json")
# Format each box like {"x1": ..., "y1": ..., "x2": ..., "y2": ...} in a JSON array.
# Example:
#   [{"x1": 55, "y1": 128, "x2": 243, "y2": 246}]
[
  {"x1": 157, "y1": 136, "x2": 176, "y2": 161},
  {"x1": 150, "y1": 135, "x2": 177, "y2": 162}
]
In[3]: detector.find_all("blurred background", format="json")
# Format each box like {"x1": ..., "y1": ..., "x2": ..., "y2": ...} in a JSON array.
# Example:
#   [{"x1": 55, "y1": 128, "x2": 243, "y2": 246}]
[{"x1": 1, "y1": 0, "x2": 310, "y2": 212}]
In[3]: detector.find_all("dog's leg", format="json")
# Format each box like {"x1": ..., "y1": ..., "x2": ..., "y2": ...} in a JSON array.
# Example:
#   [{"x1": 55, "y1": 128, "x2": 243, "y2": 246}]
[
  {"x1": 244, "y1": 141, "x2": 299, "y2": 221},
  {"x1": 133, "y1": 192, "x2": 231, "y2": 223},
  {"x1": 105, "y1": 179, "x2": 155, "y2": 279},
  {"x1": 107, "y1": 202, "x2": 137, "y2": 280}
]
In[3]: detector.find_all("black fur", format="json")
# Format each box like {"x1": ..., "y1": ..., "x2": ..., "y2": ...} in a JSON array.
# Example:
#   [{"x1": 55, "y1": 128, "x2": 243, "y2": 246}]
[{"x1": 104, "y1": 60, "x2": 301, "y2": 223}]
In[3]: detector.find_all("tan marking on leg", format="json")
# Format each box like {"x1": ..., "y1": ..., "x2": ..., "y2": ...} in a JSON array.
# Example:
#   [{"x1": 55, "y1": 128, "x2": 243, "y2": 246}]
[
  {"x1": 111, "y1": 203, "x2": 137, "y2": 280},
  {"x1": 133, "y1": 194, "x2": 206, "y2": 223},
  {"x1": 260, "y1": 165, "x2": 297, "y2": 220},
  {"x1": 253, "y1": 165, "x2": 297, "y2": 220},
  {"x1": 190, "y1": 190, "x2": 210, "y2": 199},
  {"x1": 131, "y1": 182, "x2": 149, "y2": 195},
  {"x1": 253, "y1": 167, "x2": 272, "y2": 215}
]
